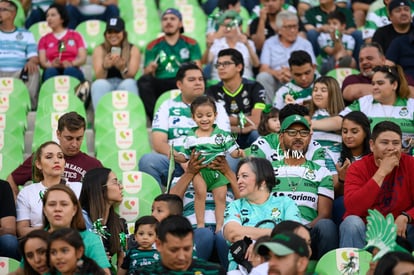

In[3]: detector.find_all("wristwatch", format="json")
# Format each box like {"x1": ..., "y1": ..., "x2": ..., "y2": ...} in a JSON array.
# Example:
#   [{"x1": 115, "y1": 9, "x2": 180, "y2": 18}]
[{"x1": 401, "y1": 211, "x2": 412, "y2": 223}]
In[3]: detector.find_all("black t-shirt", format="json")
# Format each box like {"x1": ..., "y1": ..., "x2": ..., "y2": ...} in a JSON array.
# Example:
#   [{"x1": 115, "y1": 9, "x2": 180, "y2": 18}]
[
  {"x1": 0, "y1": 180, "x2": 16, "y2": 219},
  {"x1": 372, "y1": 24, "x2": 412, "y2": 54}
]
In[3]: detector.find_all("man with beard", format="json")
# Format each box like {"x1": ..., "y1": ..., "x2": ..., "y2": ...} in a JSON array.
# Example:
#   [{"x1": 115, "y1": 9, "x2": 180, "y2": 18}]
[
  {"x1": 372, "y1": 0, "x2": 413, "y2": 54},
  {"x1": 340, "y1": 42, "x2": 414, "y2": 106},
  {"x1": 271, "y1": 115, "x2": 338, "y2": 260},
  {"x1": 138, "y1": 8, "x2": 202, "y2": 120}
]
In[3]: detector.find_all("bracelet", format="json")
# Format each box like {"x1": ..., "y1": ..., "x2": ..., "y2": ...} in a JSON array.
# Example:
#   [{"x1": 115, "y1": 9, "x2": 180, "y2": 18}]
[{"x1": 401, "y1": 211, "x2": 412, "y2": 223}]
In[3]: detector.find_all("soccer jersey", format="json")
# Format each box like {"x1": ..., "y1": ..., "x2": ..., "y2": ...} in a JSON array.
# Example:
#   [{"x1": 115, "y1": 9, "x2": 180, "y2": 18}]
[
  {"x1": 317, "y1": 32, "x2": 355, "y2": 61},
  {"x1": 272, "y1": 160, "x2": 334, "y2": 224},
  {"x1": 0, "y1": 28, "x2": 37, "y2": 71},
  {"x1": 144, "y1": 35, "x2": 201, "y2": 79},
  {"x1": 121, "y1": 248, "x2": 160, "y2": 273},
  {"x1": 303, "y1": 6, "x2": 356, "y2": 29},
  {"x1": 152, "y1": 94, "x2": 230, "y2": 148},
  {"x1": 38, "y1": 30, "x2": 86, "y2": 64},
  {"x1": 206, "y1": 78, "x2": 266, "y2": 117},
  {"x1": 312, "y1": 109, "x2": 342, "y2": 163},
  {"x1": 340, "y1": 95, "x2": 414, "y2": 144},
  {"x1": 273, "y1": 78, "x2": 316, "y2": 110},
  {"x1": 250, "y1": 133, "x2": 338, "y2": 174}
]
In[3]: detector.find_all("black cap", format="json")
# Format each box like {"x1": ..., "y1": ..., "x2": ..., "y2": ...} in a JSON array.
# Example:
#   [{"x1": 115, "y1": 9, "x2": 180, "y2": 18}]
[
  {"x1": 105, "y1": 17, "x2": 125, "y2": 32},
  {"x1": 388, "y1": 0, "x2": 410, "y2": 13}
]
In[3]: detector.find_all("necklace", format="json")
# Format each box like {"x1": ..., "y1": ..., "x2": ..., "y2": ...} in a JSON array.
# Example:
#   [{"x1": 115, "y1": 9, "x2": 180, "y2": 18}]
[{"x1": 284, "y1": 165, "x2": 308, "y2": 192}]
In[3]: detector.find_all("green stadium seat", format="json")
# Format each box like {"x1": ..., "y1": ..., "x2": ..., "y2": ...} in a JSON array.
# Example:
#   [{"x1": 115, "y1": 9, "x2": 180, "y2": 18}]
[
  {"x1": 153, "y1": 89, "x2": 181, "y2": 117},
  {"x1": 37, "y1": 75, "x2": 81, "y2": 104},
  {"x1": 28, "y1": 21, "x2": 51, "y2": 42},
  {"x1": 75, "y1": 20, "x2": 106, "y2": 55},
  {"x1": 119, "y1": 0, "x2": 158, "y2": 23},
  {"x1": 0, "y1": 256, "x2": 21, "y2": 273},
  {"x1": 314, "y1": 248, "x2": 372, "y2": 275},
  {"x1": 326, "y1": 68, "x2": 360, "y2": 88},
  {"x1": 125, "y1": 16, "x2": 162, "y2": 52}
]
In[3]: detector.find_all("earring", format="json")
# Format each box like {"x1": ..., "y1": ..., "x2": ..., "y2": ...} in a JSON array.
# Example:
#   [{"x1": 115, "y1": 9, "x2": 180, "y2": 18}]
[{"x1": 76, "y1": 258, "x2": 84, "y2": 269}]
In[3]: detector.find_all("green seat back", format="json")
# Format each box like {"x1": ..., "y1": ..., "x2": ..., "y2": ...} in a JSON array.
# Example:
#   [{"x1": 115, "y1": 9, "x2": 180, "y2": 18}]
[
  {"x1": 125, "y1": 16, "x2": 162, "y2": 52},
  {"x1": 38, "y1": 75, "x2": 80, "y2": 103},
  {"x1": 153, "y1": 89, "x2": 181, "y2": 117},
  {"x1": 116, "y1": 171, "x2": 162, "y2": 225},
  {"x1": 75, "y1": 20, "x2": 106, "y2": 55},
  {"x1": 119, "y1": 0, "x2": 158, "y2": 23},
  {"x1": 28, "y1": 21, "x2": 52, "y2": 42},
  {"x1": 326, "y1": 68, "x2": 360, "y2": 88},
  {"x1": 11, "y1": 0, "x2": 25, "y2": 28},
  {"x1": 0, "y1": 257, "x2": 21, "y2": 273},
  {"x1": 314, "y1": 247, "x2": 372, "y2": 275}
]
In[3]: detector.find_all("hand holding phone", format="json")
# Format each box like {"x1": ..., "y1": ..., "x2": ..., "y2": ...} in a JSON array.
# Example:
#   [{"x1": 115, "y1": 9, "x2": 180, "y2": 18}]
[{"x1": 111, "y1": 47, "x2": 121, "y2": 56}]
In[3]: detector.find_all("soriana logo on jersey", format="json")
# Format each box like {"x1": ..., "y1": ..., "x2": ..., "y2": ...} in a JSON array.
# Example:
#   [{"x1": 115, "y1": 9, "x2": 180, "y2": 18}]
[
  {"x1": 0, "y1": 78, "x2": 13, "y2": 94},
  {"x1": 116, "y1": 128, "x2": 133, "y2": 149},
  {"x1": 113, "y1": 111, "x2": 130, "y2": 128},
  {"x1": 122, "y1": 171, "x2": 143, "y2": 194},
  {"x1": 118, "y1": 197, "x2": 139, "y2": 222},
  {"x1": 111, "y1": 91, "x2": 128, "y2": 109},
  {"x1": 118, "y1": 150, "x2": 137, "y2": 171},
  {"x1": 52, "y1": 93, "x2": 69, "y2": 111},
  {"x1": 0, "y1": 94, "x2": 9, "y2": 113},
  {"x1": 54, "y1": 76, "x2": 70, "y2": 92}
]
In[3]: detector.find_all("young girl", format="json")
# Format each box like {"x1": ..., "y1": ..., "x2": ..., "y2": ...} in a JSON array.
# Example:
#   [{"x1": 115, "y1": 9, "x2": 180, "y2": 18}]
[
  {"x1": 19, "y1": 230, "x2": 50, "y2": 275},
  {"x1": 48, "y1": 228, "x2": 105, "y2": 275},
  {"x1": 118, "y1": 216, "x2": 159, "y2": 275},
  {"x1": 257, "y1": 105, "x2": 280, "y2": 136},
  {"x1": 176, "y1": 95, "x2": 243, "y2": 231},
  {"x1": 309, "y1": 76, "x2": 345, "y2": 163}
]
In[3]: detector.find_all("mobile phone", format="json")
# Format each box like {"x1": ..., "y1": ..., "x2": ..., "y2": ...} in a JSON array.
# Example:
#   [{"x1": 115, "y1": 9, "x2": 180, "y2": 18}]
[
  {"x1": 111, "y1": 47, "x2": 121, "y2": 56},
  {"x1": 20, "y1": 68, "x2": 29, "y2": 82}
]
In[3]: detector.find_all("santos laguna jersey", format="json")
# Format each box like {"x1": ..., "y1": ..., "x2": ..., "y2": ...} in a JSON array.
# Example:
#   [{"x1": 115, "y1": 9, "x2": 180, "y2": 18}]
[{"x1": 271, "y1": 159, "x2": 334, "y2": 224}]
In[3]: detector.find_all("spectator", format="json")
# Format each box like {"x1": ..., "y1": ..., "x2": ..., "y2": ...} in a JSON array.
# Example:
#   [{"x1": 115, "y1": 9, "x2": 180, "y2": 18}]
[
  {"x1": 272, "y1": 115, "x2": 338, "y2": 259},
  {"x1": 79, "y1": 167, "x2": 126, "y2": 269},
  {"x1": 23, "y1": 0, "x2": 65, "y2": 29},
  {"x1": 206, "y1": 48, "x2": 265, "y2": 149},
  {"x1": 374, "y1": 251, "x2": 414, "y2": 275},
  {"x1": 318, "y1": 10, "x2": 356, "y2": 75},
  {"x1": 131, "y1": 215, "x2": 226, "y2": 274},
  {"x1": 0, "y1": 180, "x2": 19, "y2": 260},
  {"x1": 202, "y1": 0, "x2": 259, "y2": 15},
  {"x1": 256, "y1": 232, "x2": 310, "y2": 275},
  {"x1": 273, "y1": 50, "x2": 318, "y2": 110},
  {"x1": 138, "y1": 8, "x2": 201, "y2": 120},
  {"x1": 90, "y1": 17, "x2": 140, "y2": 109},
  {"x1": 372, "y1": 0, "x2": 412, "y2": 54},
  {"x1": 257, "y1": 105, "x2": 280, "y2": 136},
  {"x1": 18, "y1": 229, "x2": 50, "y2": 274},
  {"x1": 340, "y1": 121, "x2": 414, "y2": 248},
  {"x1": 203, "y1": 10, "x2": 259, "y2": 81},
  {"x1": 223, "y1": 157, "x2": 301, "y2": 272},
  {"x1": 138, "y1": 63, "x2": 230, "y2": 188},
  {"x1": 171, "y1": 152, "x2": 236, "y2": 268},
  {"x1": 48, "y1": 228, "x2": 106, "y2": 275},
  {"x1": 151, "y1": 194, "x2": 183, "y2": 222},
  {"x1": 309, "y1": 76, "x2": 345, "y2": 163},
  {"x1": 303, "y1": 0, "x2": 360, "y2": 58},
  {"x1": 38, "y1": 3, "x2": 87, "y2": 82},
  {"x1": 66, "y1": 0, "x2": 119, "y2": 29},
  {"x1": 257, "y1": 11, "x2": 315, "y2": 104},
  {"x1": 16, "y1": 141, "x2": 82, "y2": 237},
  {"x1": 206, "y1": 0, "x2": 241, "y2": 42},
  {"x1": 7, "y1": 112, "x2": 102, "y2": 198},
  {"x1": 0, "y1": 0, "x2": 40, "y2": 110}
]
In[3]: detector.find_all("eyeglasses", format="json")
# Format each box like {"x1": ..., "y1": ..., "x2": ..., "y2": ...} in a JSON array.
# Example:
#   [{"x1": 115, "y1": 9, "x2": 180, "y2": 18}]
[
  {"x1": 104, "y1": 179, "x2": 123, "y2": 188},
  {"x1": 281, "y1": 24, "x2": 299, "y2": 30},
  {"x1": 283, "y1": 129, "x2": 310, "y2": 137},
  {"x1": 214, "y1": 61, "x2": 235, "y2": 69}
]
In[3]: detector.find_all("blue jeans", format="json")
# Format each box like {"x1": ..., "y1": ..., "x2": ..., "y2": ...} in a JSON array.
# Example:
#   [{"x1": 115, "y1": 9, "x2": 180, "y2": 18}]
[
  {"x1": 194, "y1": 227, "x2": 229, "y2": 269},
  {"x1": 91, "y1": 78, "x2": 139, "y2": 109},
  {"x1": 66, "y1": 4, "x2": 119, "y2": 29},
  {"x1": 307, "y1": 29, "x2": 321, "y2": 57},
  {"x1": 138, "y1": 152, "x2": 184, "y2": 188},
  {"x1": 236, "y1": 130, "x2": 259, "y2": 149},
  {"x1": 332, "y1": 196, "x2": 345, "y2": 228},
  {"x1": 42, "y1": 67, "x2": 85, "y2": 82},
  {"x1": 0, "y1": 234, "x2": 20, "y2": 260},
  {"x1": 311, "y1": 218, "x2": 338, "y2": 259}
]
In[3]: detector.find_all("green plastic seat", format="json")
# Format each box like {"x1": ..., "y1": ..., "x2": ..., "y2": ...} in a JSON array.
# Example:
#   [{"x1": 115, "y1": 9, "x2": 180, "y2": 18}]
[
  {"x1": 37, "y1": 75, "x2": 81, "y2": 104},
  {"x1": 153, "y1": 89, "x2": 181, "y2": 117},
  {"x1": 326, "y1": 68, "x2": 360, "y2": 88},
  {"x1": 125, "y1": 16, "x2": 162, "y2": 52},
  {"x1": 75, "y1": 20, "x2": 106, "y2": 55},
  {"x1": 11, "y1": 0, "x2": 25, "y2": 28},
  {"x1": 179, "y1": 4, "x2": 208, "y2": 53},
  {"x1": 115, "y1": 171, "x2": 162, "y2": 224},
  {"x1": 119, "y1": 0, "x2": 158, "y2": 23},
  {"x1": 314, "y1": 247, "x2": 372, "y2": 275},
  {"x1": 0, "y1": 257, "x2": 21, "y2": 273},
  {"x1": 0, "y1": 147, "x2": 23, "y2": 179},
  {"x1": 28, "y1": 21, "x2": 52, "y2": 42},
  {"x1": 159, "y1": 0, "x2": 200, "y2": 12}
]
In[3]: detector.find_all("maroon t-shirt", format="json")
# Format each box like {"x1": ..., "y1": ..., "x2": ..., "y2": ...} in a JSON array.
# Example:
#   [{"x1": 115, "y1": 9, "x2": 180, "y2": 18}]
[{"x1": 11, "y1": 152, "x2": 102, "y2": 185}]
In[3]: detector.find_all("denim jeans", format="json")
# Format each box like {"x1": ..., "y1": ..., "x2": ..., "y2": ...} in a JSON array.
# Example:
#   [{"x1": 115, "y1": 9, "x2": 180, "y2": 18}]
[
  {"x1": 91, "y1": 78, "x2": 139, "y2": 109},
  {"x1": 311, "y1": 218, "x2": 339, "y2": 259},
  {"x1": 339, "y1": 215, "x2": 366, "y2": 248},
  {"x1": 138, "y1": 152, "x2": 184, "y2": 188},
  {"x1": 194, "y1": 227, "x2": 229, "y2": 269},
  {"x1": 66, "y1": 4, "x2": 119, "y2": 29},
  {"x1": 0, "y1": 234, "x2": 20, "y2": 260},
  {"x1": 332, "y1": 196, "x2": 345, "y2": 228},
  {"x1": 42, "y1": 67, "x2": 85, "y2": 82}
]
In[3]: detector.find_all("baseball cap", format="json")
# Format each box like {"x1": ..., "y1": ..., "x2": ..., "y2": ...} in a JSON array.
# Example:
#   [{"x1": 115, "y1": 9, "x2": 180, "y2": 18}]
[
  {"x1": 105, "y1": 17, "x2": 125, "y2": 32},
  {"x1": 280, "y1": 115, "x2": 310, "y2": 132},
  {"x1": 162, "y1": 8, "x2": 182, "y2": 21},
  {"x1": 388, "y1": 0, "x2": 410, "y2": 13},
  {"x1": 217, "y1": 10, "x2": 243, "y2": 26},
  {"x1": 256, "y1": 232, "x2": 309, "y2": 258}
]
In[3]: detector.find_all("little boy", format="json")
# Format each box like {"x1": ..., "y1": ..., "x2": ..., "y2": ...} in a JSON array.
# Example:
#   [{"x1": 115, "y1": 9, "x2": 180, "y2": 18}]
[
  {"x1": 118, "y1": 216, "x2": 160, "y2": 275},
  {"x1": 317, "y1": 10, "x2": 356, "y2": 75},
  {"x1": 151, "y1": 194, "x2": 183, "y2": 222}
]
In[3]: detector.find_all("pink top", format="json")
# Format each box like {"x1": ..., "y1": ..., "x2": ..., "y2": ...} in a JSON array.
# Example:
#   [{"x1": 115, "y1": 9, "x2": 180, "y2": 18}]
[{"x1": 38, "y1": 29, "x2": 86, "y2": 63}]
